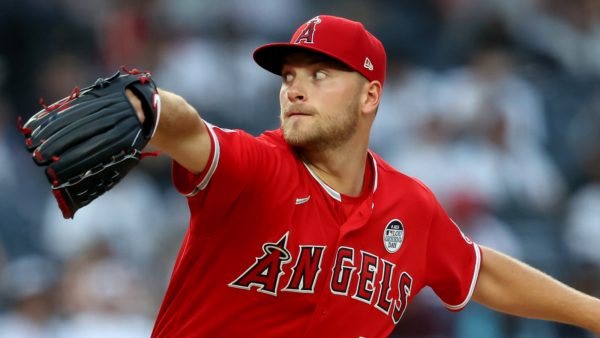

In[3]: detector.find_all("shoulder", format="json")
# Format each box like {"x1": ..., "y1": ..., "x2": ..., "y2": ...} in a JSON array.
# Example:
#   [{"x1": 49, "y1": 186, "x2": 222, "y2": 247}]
[
  {"x1": 257, "y1": 129, "x2": 290, "y2": 149},
  {"x1": 211, "y1": 127, "x2": 292, "y2": 156},
  {"x1": 255, "y1": 129, "x2": 298, "y2": 160},
  {"x1": 372, "y1": 151, "x2": 437, "y2": 206}
]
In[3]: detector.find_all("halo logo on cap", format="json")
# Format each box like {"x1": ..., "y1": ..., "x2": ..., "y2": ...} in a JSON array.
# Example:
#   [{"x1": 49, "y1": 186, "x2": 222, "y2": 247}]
[{"x1": 294, "y1": 16, "x2": 322, "y2": 44}]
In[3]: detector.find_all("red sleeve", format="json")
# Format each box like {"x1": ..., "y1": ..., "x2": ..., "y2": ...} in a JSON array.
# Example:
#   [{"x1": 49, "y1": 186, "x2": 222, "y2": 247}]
[
  {"x1": 171, "y1": 123, "x2": 287, "y2": 201},
  {"x1": 425, "y1": 196, "x2": 481, "y2": 311}
]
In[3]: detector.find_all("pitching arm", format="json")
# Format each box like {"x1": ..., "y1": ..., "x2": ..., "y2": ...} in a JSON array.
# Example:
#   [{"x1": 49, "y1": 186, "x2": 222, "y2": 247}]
[{"x1": 473, "y1": 245, "x2": 600, "y2": 335}]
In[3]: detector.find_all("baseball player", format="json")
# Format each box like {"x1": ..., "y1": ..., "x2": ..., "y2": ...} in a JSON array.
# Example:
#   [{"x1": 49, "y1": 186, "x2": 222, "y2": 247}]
[
  {"x1": 24, "y1": 14, "x2": 600, "y2": 337},
  {"x1": 129, "y1": 15, "x2": 600, "y2": 337}
]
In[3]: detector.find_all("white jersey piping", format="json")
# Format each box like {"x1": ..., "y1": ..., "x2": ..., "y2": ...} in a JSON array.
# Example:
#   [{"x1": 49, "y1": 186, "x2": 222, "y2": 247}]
[{"x1": 185, "y1": 122, "x2": 220, "y2": 197}]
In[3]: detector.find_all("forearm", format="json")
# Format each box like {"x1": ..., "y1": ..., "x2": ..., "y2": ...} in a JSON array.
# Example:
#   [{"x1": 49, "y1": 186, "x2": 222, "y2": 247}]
[
  {"x1": 473, "y1": 246, "x2": 600, "y2": 334},
  {"x1": 130, "y1": 88, "x2": 210, "y2": 174},
  {"x1": 150, "y1": 89, "x2": 204, "y2": 148}
]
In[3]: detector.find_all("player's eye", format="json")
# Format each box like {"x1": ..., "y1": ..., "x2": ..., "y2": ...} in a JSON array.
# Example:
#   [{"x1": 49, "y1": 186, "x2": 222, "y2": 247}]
[
  {"x1": 282, "y1": 72, "x2": 294, "y2": 83},
  {"x1": 314, "y1": 70, "x2": 327, "y2": 80}
]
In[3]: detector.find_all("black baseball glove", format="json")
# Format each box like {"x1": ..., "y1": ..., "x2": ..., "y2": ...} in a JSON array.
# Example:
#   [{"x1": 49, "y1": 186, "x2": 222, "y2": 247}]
[{"x1": 19, "y1": 67, "x2": 160, "y2": 218}]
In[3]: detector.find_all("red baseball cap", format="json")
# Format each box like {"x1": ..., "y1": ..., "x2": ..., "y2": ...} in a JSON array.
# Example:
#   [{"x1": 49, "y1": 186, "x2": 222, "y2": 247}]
[{"x1": 253, "y1": 15, "x2": 386, "y2": 86}]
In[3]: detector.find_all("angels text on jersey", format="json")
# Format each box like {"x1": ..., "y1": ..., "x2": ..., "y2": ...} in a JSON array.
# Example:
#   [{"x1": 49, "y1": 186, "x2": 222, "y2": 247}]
[{"x1": 229, "y1": 232, "x2": 413, "y2": 324}]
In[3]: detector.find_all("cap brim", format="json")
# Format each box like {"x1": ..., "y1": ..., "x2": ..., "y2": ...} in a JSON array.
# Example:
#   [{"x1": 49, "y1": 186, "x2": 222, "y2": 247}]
[{"x1": 253, "y1": 43, "x2": 351, "y2": 77}]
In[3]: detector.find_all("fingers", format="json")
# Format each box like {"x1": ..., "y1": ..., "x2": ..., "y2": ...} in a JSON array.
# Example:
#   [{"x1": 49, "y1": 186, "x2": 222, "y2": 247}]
[{"x1": 126, "y1": 89, "x2": 145, "y2": 123}]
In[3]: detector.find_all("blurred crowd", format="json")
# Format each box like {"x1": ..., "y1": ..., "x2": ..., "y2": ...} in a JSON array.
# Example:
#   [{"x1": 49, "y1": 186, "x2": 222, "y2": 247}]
[{"x1": 0, "y1": 0, "x2": 599, "y2": 337}]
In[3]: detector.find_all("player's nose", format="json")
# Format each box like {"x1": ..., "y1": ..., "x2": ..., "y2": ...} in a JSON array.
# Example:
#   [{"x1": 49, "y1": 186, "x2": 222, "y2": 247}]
[{"x1": 286, "y1": 79, "x2": 307, "y2": 103}]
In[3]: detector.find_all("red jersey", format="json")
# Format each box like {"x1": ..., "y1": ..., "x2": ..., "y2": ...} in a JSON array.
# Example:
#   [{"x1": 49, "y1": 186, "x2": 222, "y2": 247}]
[{"x1": 152, "y1": 124, "x2": 481, "y2": 338}]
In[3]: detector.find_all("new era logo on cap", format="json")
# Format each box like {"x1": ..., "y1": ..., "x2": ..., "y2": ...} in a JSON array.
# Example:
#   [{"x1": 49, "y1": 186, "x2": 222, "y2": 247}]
[
  {"x1": 364, "y1": 57, "x2": 374, "y2": 71},
  {"x1": 253, "y1": 15, "x2": 386, "y2": 86}
]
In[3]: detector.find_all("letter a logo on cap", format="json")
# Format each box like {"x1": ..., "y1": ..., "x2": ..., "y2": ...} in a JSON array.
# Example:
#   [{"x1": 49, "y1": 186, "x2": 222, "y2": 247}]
[{"x1": 294, "y1": 16, "x2": 322, "y2": 44}]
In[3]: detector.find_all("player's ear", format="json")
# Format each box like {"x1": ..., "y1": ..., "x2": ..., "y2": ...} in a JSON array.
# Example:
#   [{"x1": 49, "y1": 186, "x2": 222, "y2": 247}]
[{"x1": 360, "y1": 80, "x2": 382, "y2": 117}]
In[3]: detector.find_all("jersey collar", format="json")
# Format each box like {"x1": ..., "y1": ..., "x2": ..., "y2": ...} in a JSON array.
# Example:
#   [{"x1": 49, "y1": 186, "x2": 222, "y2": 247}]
[{"x1": 303, "y1": 151, "x2": 379, "y2": 202}]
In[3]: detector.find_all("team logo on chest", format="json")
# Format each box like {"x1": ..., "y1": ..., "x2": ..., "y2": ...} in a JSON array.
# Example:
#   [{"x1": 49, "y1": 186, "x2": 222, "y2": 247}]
[
  {"x1": 383, "y1": 219, "x2": 405, "y2": 253},
  {"x1": 228, "y1": 232, "x2": 293, "y2": 296}
]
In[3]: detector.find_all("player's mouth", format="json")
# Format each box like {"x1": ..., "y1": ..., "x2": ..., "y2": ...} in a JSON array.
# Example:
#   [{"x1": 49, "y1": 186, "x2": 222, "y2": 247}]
[
  {"x1": 286, "y1": 111, "x2": 312, "y2": 118},
  {"x1": 284, "y1": 106, "x2": 316, "y2": 119}
]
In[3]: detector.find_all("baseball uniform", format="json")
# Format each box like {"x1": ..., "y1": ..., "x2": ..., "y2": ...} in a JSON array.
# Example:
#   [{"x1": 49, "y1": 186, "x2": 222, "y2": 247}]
[{"x1": 151, "y1": 125, "x2": 481, "y2": 337}]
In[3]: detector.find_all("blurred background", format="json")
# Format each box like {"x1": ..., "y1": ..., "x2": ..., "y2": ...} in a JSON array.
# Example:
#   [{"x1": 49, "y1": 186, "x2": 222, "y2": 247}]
[{"x1": 0, "y1": 0, "x2": 599, "y2": 337}]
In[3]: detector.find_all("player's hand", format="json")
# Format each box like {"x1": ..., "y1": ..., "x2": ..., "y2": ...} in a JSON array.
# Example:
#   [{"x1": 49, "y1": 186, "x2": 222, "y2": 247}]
[{"x1": 126, "y1": 89, "x2": 146, "y2": 124}]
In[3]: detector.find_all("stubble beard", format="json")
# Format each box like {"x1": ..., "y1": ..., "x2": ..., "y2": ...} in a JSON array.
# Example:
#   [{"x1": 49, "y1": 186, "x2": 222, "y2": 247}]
[{"x1": 281, "y1": 97, "x2": 360, "y2": 152}]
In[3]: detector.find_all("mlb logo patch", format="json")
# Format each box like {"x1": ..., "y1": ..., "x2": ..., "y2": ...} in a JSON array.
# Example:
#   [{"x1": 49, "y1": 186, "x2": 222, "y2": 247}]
[{"x1": 383, "y1": 219, "x2": 404, "y2": 253}]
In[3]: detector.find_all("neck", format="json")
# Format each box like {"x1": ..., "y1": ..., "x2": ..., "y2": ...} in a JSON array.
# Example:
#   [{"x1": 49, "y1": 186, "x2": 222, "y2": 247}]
[{"x1": 299, "y1": 137, "x2": 370, "y2": 197}]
